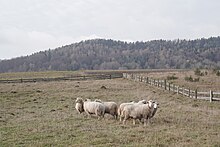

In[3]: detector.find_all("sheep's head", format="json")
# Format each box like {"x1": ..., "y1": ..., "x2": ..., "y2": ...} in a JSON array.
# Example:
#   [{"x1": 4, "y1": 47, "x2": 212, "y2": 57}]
[
  {"x1": 147, "y1": 100, "x2": 154, "y2": 108},
  {"x1": 75, "y1": 97, "x2": 83, "y2": 104},
  {"x1": 84, "y1": 98, "x2": 91, "y2": 102},
  {"x1": 153, "y1": 101, "x2": 159, "y2": 109}
]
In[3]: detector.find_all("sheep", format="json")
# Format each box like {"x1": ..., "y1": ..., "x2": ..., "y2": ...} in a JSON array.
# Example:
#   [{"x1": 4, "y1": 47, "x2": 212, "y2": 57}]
[
  {"x1": 122, "y1": 100, "x2": 156, "y2": 126},
  {"x1": 75, "y1": 97, "x2": 84, "y2": 114},
  {"x1": 83, "y1": 98, "x2": 105, "y2": 120},
  {"x1": 150, "y1": 101, "x2": 159, "y2": 119},
  {"x1": 118, "y1": 100, "x2": 147, "y2": 122},
  {"x1": 95, "y1": 99, "x2": 118, "y2": 119}
]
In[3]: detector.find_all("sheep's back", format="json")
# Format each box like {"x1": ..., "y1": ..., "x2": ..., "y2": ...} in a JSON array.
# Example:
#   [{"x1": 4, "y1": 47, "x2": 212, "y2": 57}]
[{"x1": 84, "y1": 101, "x2": 105, "y2": 113}]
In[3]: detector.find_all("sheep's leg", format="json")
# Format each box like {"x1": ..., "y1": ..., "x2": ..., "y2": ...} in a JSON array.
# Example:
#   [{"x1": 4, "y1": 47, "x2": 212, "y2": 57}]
[
  {"x1": 115, "y1": 114, "x2": 118, "y2": 120},
  {"x1": 123, "y1": 116, "x2": 128, "y2": 125},
  {"x1": 123, "y1": 119, "x2": 126, "y2": 125},
  {"x1": 85, "y1": 111, "x2": 91, "y2": 118},
  {"x1": 95, "y1": 109, "x2": 100, "y2": 120},
  {"x1": 143, "y1": 118, "x2": 147, "y2": 127},
  {"x1": 119, "y1": 116, "x2": 123, "y2": 122},
  {"x1": 133, "y1": 119, "x2": 136, "y2": 125},
  {"x1": 148, "y1": 118, "x2": 151, "y2": 125}
]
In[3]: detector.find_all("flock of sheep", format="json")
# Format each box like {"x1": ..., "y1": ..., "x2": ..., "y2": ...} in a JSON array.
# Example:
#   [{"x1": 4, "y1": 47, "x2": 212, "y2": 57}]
[{"x1": 75, "y1": 98, "x2": 159, "y2": 126}]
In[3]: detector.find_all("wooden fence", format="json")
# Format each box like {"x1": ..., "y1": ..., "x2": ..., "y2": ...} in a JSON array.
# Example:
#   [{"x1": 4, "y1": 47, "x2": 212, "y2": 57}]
[
  {"x1": 0, "y1": 73, "x2": 123, "y2": 84},
  {"x1": 123, "y1": 73, "x2": 220, "y2": 102}
]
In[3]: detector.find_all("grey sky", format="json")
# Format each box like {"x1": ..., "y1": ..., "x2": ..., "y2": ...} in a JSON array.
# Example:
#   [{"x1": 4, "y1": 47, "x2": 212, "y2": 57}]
[{"x1": 0, "y1": 0, "x2": 220, "y2": 59}]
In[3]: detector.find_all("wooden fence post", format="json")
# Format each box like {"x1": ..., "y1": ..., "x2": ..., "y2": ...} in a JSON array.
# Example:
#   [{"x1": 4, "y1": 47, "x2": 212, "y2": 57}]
[
  {"x1": 188, "y1": 88, "x2": 191, "y2": 98},
  {"x1": 146, "y1": 77, "x2": 149, "y2": 84},
  {"x1": 168, "y1": 83, "x2": 170, "y2": 91},
  {"x1": 210, "y1": 90, "x2": 213, "y2": 102},
  {"x1": 164, "y1": 80, "x2": 167, "y2": 90},
  {"x1": 157, "y1": 79, "x2": 159, "y2": 87},
  {"x1": 195, "y1": 89, "x2": 197, "y2": 99},
  {"x1": 177, "y1": 86, "x2": 179, "y2": 95}
]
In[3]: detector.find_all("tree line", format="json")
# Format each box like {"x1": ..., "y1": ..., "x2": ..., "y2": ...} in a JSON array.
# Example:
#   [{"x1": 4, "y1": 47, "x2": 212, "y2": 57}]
[{"x1": 0, "y1": 37, "x2": 220, "y2": 72}]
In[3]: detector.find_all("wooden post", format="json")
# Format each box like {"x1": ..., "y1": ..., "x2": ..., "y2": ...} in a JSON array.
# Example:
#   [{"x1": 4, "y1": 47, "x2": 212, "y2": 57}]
[
  {"x1": 168, "y1": 83, "x2": 170, "y2": 91},
  {"x1": 140, "y1": 76, "x2": 143, "y2": 82},
  {"x1": 195, "y1": 89, "x2": 197, "y2": 99},
  {"x1": 188, "y1": 88, "x2": 191, "y2": 98},
  {"x1": 20, "y1": 78, "x2": 23, "y2": 83},
  {"x1": 157, "y1": 79, "x2": 160, "y2": 87},
  {"x1": 146, "y1": 77, "x2": 149, "y2": 84},
  {"x1": 182, "y1": 87, "x2": 184, "y2": 95},
  {"x1": 110, "y1": 74, "x2": 112, "y2": 79},
  {"x1": 177, "y1": 86, "x2": 179, "y2": 95},
  {"x1": 210, "y1": 90, "x2": 213, "y2": 102},
  {"x1": 164, "y1": 80, "x2": 167, "y2": 90}
]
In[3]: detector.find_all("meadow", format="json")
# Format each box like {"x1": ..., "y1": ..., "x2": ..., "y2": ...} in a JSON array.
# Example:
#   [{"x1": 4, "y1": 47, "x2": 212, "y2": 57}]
[{"x1": 0, "y1": 70, "x2": 220, "y2": 146}]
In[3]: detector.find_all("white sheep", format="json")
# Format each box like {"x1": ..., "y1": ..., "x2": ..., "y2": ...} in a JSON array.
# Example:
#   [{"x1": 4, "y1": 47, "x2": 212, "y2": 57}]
[
  {"x1": 122, "y1": 100, "x2": 156, "y2": 126},
  {"x1": 150, "y1": 101, "x2": 159, "y2": 119},
  {"x1": 75, "y1": 97, "x2": 84, "y2": 114},
  {"x1": 83, "y1": 98, "x2": 105, "y2": 119},
  {"x1": 118, "y1": 100, "x2": 147, "y2": 122},
  {"x1": 95, "y1": 99, "x2": 118, "y2": 119}
]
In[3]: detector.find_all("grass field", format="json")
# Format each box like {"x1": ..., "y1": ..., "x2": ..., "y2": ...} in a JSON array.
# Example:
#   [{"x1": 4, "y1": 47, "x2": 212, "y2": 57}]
[
  {"x1": 0, "y1": 71, "x2": 220, "y2": 146},
  {"x1": 140, "y1": 69, "x2": 220, "y2": 91}
]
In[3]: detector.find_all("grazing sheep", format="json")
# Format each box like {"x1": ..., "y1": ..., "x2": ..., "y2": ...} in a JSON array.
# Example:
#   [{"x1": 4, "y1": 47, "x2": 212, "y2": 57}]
[
  {"x1": 83, "y1": 99, "x2": 105, "y2": 120},
  {"x1": 118, "y1": 100, "x2": 147, "y2": 122},
  {"x1": 95, "y1": 99, "x2": 118, "y2": 119},
  {"x1": 122, "y1": 100, "x2": 156, "y2": 126},
  {"x1": 75, "y1": 97, "x2": 84, "y2": 114}
]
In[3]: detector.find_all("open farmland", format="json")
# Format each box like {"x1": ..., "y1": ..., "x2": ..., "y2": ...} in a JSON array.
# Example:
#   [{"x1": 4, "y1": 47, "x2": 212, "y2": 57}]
[
  {"x1": 0, "y1": 71, "x2": 220, "y2": 146},
  {"x1": 139, "y1": 69, "x2": 220, "y2": 91}
]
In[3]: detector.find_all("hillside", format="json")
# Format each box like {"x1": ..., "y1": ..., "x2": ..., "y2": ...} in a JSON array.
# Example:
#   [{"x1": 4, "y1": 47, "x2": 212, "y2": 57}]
[{"x1": 0, "y1": 37, "x2": 220, "y2": 72}]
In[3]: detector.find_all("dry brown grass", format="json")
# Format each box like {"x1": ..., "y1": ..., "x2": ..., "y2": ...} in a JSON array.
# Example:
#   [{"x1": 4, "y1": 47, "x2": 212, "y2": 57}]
[
  {"x1": 140, "y1": 69, "x2": 220, "y2": 91},
  {"x1": 0, "y1": 71, "x2": 220, "y2": 146}
]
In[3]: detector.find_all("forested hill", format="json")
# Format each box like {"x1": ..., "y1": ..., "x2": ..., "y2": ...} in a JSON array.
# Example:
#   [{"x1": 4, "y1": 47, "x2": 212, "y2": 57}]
[{"x1": 1, "y1": 37, "x2": 220, "y2": 72}]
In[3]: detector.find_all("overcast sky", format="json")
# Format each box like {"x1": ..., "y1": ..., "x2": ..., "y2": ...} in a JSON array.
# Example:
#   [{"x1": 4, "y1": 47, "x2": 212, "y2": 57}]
[{"x1": 1, "y1": 0, "x2": 220, "y2": 59}]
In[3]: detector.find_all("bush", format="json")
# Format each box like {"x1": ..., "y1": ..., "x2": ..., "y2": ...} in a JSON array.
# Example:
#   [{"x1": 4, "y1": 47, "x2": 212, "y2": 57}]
[
  {"x1": 185, "y1": 75, "x2": 200, "y2": 82},
  {"x1": 194, "y1": 68, "x2": 206, "y2": 76},
  {"x1": 212, "y1": 68, "x2": 220, "y2": 76},
  {"x1": 216, "y1": 71, "x2": 220, "y2": 76},
  {"x1": 167, "y1": 75, "x2": 178, "y2": 80},
  {"x1": 185, "y1": 76, "x2": 193, "y2": 82}
]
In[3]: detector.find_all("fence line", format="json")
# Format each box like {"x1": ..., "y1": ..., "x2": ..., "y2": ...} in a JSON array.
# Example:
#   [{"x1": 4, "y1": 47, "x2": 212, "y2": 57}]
[
  {"x1": 0, "y1": 73, "x2": 123, "y2": 84},
  {"x1": 123, "y1": 73, "x2": 220, "y2": 102}
]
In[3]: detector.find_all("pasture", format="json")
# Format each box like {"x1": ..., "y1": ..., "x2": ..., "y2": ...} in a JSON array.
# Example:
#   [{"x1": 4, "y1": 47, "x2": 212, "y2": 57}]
[{"x1": 0, "y1": 71, "x2": 220, "y2": 146}]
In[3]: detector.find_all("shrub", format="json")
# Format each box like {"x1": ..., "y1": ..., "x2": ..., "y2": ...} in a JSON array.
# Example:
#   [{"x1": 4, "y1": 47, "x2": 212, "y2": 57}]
[
  {"x1": 213, "y1": 68, "x2": 220, "y2": 76},
  {"x1": 185, "y1": 75, "x2": 199, "y2": 82},
  {"x1": 185, "y1": 76, "x2": 193, "y2": 82},
  {"x1": 216, "y1": 71, "x2": 220, "y2": 76},
  {"x1": 194, "y1": 68, "x2": 205, "y2": 76},
  {"x1": 167, "y1": 75, "x2": 178, "y2": 80}
]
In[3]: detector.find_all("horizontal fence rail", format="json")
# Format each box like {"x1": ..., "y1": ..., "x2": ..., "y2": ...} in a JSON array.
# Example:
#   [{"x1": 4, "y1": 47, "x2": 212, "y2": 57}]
[
  {"x1": 123, "y1": 73, "x2": 220, "y2": 102},
  {"x1": 0, "y1": 73, "x2": 123, "y2": 84}
]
